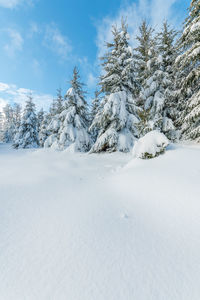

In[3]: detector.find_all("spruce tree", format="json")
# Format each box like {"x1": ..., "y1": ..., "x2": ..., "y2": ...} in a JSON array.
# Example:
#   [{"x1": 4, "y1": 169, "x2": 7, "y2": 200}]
[
  {"x1": 37, "y1": 108, "x2": 44, "y2": 134},
  {"x1": 58, "y1": 67, "x2": 91, "y2": 151},
  {"x1": 89, "y1": 90, "x2": 101, "y2": 141},
  {"x1": 133, "y1": 21, "x2": 154, "y2": 99},
  {"x1": 44, "y1": 89, "x2": 64, "y2": 148},
  {"x1": 13, "y1": 95, "x2": 39, "y2": 149},
  {"x1": 139, "y1": 39, "x2": 165, "y2": 132},
  {"x1": 13, "y1": 103, "x2": 22, "y2": 141},
  {"x1": 0, "y1": 111, "x2": 4, "y2": 141},
  {"x1": 45, "y1": 67, "x2": 91, "y2": 152},
  {"x1": 55, "y1": 88, "x2": 64, "y2": 114},
  {"x1": 137, "y1": 21, "x2": 178, "y2": 139},
  {"x1": 157, "y1": 22, "x2": 178, "y2": 140},
  {"x1": 176, "y1": 0, "x2": 200, "y2": 142},
  {"x1": 90, "y1": 20, "x2": 139, "y2": 153},
  {"x1": 39, "y1": 112, "x2": 50, "y2": 147},
  {"x1": 3, "y1": 104, "x2": 15, "y2": 143},
  {"x1": 91, "y1": 90, "x2": 100, "y2": 121}
]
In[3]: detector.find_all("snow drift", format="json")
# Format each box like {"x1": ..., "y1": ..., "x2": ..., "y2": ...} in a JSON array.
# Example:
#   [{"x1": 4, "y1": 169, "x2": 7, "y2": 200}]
[{"x1": 132, "y1": 130, "x2": 169, "y2": 159}]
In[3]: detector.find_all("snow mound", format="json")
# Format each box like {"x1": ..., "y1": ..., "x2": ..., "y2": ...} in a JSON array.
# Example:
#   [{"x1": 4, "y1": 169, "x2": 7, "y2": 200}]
[{"x1": 132, "y1": 130, "x2": 169, "y2": 159}]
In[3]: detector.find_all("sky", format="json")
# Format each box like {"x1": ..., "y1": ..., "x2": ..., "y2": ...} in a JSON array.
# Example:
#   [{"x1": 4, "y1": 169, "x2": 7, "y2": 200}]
[{"x1": 0, "y1": 0, "x2": 190, "y2": 111}]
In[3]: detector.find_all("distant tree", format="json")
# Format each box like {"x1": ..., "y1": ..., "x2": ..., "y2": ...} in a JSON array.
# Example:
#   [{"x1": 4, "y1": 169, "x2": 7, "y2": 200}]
[
  {"x1": 3, "y1": 104, "x2": 15, "y2": 143},
  {"x1": 37, "y1": 108, "x2": 44, "y2": 133},
  {"x1": 39, "y1": 112, "x2": 50, "y2": 147},
  {"x1": 89, "y1": 90, "x2": 101, "y2": 140},
  {"x1": 13, "y1": 95, "x2": 39, "y2": 149},
  {"x1": 13, "y1": 103, "x2": 22, "y2": 141}
]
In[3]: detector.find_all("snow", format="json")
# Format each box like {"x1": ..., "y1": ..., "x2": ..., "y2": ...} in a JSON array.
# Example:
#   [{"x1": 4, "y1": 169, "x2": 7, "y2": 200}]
[
  {"x1": 0, "y1": 142, "x2": 200, "y2": 300},
  {"x1": 132, "y1": 130, "x2": 169, "y2": 159},
  {"x1": 190, "y1": 21, "x2": 200, "y2": 33}
]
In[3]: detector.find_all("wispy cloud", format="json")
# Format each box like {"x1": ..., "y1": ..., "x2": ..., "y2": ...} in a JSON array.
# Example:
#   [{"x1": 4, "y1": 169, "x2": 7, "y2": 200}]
[
  {"x1": 95, "y1": 0, "x2": 182, "y2": 58},
  {"x1": 3, "y1": 29, "x2": 23, "y2": 57},
  {"x1": 0, "y1": 0, "x2": 32, "y2": 9},
  {"x1": 44, "y1": 23, "x2": 72, "y2": 60},
  {"x1": 0, "y1": 83, "x2": 10, "y2": 92},
  {"x1": 0, "y1": 82, "x2": 53, "y2": 111}
]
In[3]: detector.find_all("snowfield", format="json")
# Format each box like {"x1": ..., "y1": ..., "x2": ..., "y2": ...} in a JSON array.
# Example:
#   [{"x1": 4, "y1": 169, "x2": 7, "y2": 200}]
[{"x1": 0, "y1": 143, "x2": 200, "y2": 300}]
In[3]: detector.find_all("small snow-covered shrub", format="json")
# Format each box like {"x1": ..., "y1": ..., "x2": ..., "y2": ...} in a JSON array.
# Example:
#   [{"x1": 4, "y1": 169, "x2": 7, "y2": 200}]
[{"x1": 132, "y1": 130, "x2": 169, "y2": 159}]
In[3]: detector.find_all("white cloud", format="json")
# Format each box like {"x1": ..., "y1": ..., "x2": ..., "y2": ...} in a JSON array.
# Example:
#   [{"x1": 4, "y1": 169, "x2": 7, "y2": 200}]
[
  {"x1": 0, "y1": 0, "x2": 21, "y2": 8},
  {"x1": 96, "y1": 0, "x2": 181, "y2": 58},
  {"x1": 4, "y1": 29, "x2": 23, "y2": 57},
  {"x1": 0, "y1": 83, "x2": 10, "y2": 92},
  {"x1": 0, "y1": 0, "x2": 32, "y2": 8},
  {"x1": 44, "y1": 23, "x2": 72, "y2": 60},
  {"x1": 0, "y1": 82, "x2": 53, "y2": 111},
  {"x1": 150, "y1": 0, "x2": 177, "y2": 28}
]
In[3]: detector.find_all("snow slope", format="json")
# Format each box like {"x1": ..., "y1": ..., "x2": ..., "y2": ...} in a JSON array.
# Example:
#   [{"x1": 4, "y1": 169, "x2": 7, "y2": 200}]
[{"x1": 0, "y1": 143, "x2": 200, "y2": 300}]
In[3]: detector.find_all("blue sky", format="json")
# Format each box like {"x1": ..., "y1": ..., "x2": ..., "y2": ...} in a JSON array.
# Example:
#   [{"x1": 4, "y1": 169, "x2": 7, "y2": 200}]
[{"x1": 0, "y1": 0, "x2": 190, "y2": 111}]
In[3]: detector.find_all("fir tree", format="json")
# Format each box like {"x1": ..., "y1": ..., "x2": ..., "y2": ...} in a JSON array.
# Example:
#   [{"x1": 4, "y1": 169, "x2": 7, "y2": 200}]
[
  {"x1": 89, "y1": 90, "x2": 101, "y2": 141},
  {"x1": 3, "y1": 104, "x2": 15, "y2": 143},
  {"x1": 90, "y1": 20, "x2": 139, "y2": 153},
  {"x1": 45, "y1": 67, "x2": 91, "y2": 152},
  {"x1": 176, "y1": 0, "x2": 200, "y2": 142},
  {"x1": 13, "y1": 95, "x2": 39, "y2": 149},
  {"x1": 100, "y1": 19, "x2": 137, "y2": 95},
  {"x1": 157, "y1": 22, "x2": 178, "y2": 140},
  {"x1": 44, "y1": 89, "x2": 64, "y2": 148},
  {"x1": 39, "y1": 112, "x2": 50, "y2": 147},
  {"x1": 37, "y1": 108, "x2": 44, "y2": 133},
  {"x1": 55, "y1": 88, "x2": 64, "y2": 114},
  {"x1": 13, "y1": 103, "x2": 22, "y2": 140},
  {"x1": 91, "y1": 90, "x2": 100, "y2": 121},
  {"x1": 139, "y1": 39, "x2": 164, "y2": 132},
  {"x1": 0, "y1": 111, "x2": 4, "y2": 141},
  {"x1": 138, "y1": 22, "x2": 178, "y2": 139},
  {"x1": 133, "y1": 21, "x2": 154, "y2": 98}
]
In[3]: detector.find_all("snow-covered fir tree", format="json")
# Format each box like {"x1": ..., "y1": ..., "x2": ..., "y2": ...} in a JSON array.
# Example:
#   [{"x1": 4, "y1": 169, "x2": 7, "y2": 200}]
[
  {"x1": 0, "y1": 111, "x2": 4, "y2": 141},
  {"x1": 157, "y1": 22, "x2": 178, "y2": 140},
  {"x1": 45, "y1": 67, "x2": 91, "y2": 152},
  {"x1": 44, "y1": 89, "x2": 64, "y2": 148},
  {"x1": 39, "y1": 112, "x2": 50, "y2": 147},
  {"x1": 55, "y1": 88, "x2": 64, "y2": 114},
  {"x1": 133, "y1": 21, "x2": 154, "y2": 99},
  {"x1": 37, "y1": 108, "x2": 44, "y2": 133},
  {"x1": 3, "y1": 104, "x2": 15, "y2": 143},
  {"x1": 13, "y1": 103, "x2": 22, "y2": 141},
  {"x1": 133, "y1": 21, "x2": 157, "y2": 136},
  {"x1": 89, "y1": 90, "x2": 101, "y2": 140},
  {"x1": 13, "y1": 95, "x2": 39, "y2": 149},
  {"x1": 90, "y1": 20, "x2": 140, "y2": 153},
  {"x1": 137, "y1": 21, "x2": 178, "y2": 140},
  {"x1": 58, "y1": 67, "x2": 91, "y2": 151},
  {"x1": 90, "y1": 90, "x2": 100, "y2": 121},
  {"x1": 176, "y1": 0, "x2": 200, "y2": 142}
]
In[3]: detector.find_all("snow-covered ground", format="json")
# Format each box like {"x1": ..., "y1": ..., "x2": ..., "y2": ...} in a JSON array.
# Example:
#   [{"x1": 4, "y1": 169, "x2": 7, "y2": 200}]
[{"x1": 0, "y1": 142, "x2": 200, "y2": 300}]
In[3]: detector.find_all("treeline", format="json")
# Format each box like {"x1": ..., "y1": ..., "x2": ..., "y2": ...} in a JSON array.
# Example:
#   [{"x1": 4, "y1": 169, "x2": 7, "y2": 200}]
[{"x1": 2, "y1": 0, "x2": 200, "y2": 152}]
